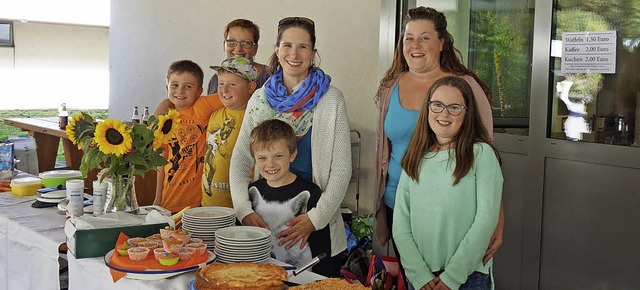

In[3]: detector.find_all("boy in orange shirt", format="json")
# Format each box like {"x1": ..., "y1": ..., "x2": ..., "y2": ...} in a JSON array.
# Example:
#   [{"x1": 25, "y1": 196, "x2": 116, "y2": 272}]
[{"x1": 152, "y1": 60, "x2": 224, "y2": 213}]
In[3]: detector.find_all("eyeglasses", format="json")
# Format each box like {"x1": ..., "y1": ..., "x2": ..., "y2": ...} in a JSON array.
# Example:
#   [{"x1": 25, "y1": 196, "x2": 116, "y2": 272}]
[
  {"x1": 278, "y1": 17, "x2": 315, "y2": 31},
  {"x1": 428, "y1": 101, "x2": 466, "y2": 116},
  {"x1": 225, "y1": 39, "x2": 256, "y2": 49}
]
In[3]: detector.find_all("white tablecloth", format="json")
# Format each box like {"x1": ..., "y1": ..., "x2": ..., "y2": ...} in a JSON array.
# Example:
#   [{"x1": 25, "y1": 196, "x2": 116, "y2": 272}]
[
  {"x1": 0, "y1": 191, "x2": 326, "y2": 290},
  {"x1": 0, "y1": 193, "x2": 67, "y2": 290},
  {"x1": 67, "y1": 253, "x2": 326, "y2": 290}
]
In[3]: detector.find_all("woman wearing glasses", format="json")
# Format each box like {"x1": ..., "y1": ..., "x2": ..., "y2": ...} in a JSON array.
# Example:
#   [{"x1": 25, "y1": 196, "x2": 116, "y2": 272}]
[
  {"x1": 230, "y1": 16, "x2": 351, "y2": 277},
  {"x1": 374, "y1": 5, "x2": 504, "y2": 284},
  {"x1": 206, "y1": 19, "x2": 270, "y2": 94},
  {"x1": 394, "y1": 76, "x2": 502, "y2": 290}
]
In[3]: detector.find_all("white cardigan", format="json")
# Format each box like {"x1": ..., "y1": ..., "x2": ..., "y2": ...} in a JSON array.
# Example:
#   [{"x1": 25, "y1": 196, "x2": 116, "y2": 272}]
[{"x1": 230, "y1": 85, "x2": 352, "y2": 257}]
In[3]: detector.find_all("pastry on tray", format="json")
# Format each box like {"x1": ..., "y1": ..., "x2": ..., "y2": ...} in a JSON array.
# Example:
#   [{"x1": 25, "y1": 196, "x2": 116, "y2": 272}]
[
  {"x1": 116, "y1": 241, "x2": 135, "y2": 256},
  {"x1": 194, "y1": 262, "x2": 287, "y2": 290},
  {"x1": 108, "y1": 230, "x2": 210, "y2": 272},
  {"x1": 137, "y1": 241, "x2": 159, "y2": 250},
  {"x1": 127, "y1": 247, "x2": 150, "y2": 261},
  {"x1": 158, "y1": 252, "x2": 179, "y2": 266},
  {"x1": 160, "y1": 226, "x2": 177, "y2": 239},
  {"x1": 178, "y1": 247, "x2": 196, "y2": 261},
  {"x1": 173, "y1": 230, "x2": 191, "y2": 244},
  {"x1": 127, "y1": 237, "x2": 148, "y2": 245},
  {"x1": 153, "y1": 248, "x2": 167, "y2": 261},
  {"x1": 289, "y1": 278, "x2": 369, "y2": 289},
  {"x1": 162, "y1": 236, "x2": 184, "y2": 253},
  {"x1": 146, "y1": 233, "x2": 162, "y2": 241},
  {"x1": 186, "y1": 242, "x2": 207, "y2": 256}
]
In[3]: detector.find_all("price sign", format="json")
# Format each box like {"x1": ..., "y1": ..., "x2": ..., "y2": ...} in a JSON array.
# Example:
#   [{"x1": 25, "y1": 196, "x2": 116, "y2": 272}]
[{"x1": 560, "y1": 31, "x2": 617, "y2": 74}]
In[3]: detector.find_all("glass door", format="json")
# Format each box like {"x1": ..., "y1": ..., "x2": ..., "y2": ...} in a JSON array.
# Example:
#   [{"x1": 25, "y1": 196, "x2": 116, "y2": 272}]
[
  {"x1": 413, "y1": 0, "x2": 535, "y2": 136},
  {"x1": 548, "y1": 0, "x2": 640, "y2": 146}
]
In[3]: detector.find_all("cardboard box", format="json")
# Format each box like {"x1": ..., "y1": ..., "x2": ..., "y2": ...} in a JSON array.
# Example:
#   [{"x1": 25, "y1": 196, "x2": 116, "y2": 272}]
[{"x1": 65, "y1": 220, "x2": 169, "y2": 259}]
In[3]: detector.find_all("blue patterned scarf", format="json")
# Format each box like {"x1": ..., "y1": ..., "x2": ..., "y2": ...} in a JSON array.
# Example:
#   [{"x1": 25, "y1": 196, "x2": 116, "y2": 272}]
[{"x1": 264, "y1": 67, "x2": 331, "y2": 113}]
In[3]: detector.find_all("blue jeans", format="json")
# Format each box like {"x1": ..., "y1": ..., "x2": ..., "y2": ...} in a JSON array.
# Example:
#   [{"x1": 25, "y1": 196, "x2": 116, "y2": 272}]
[{"x1": 408, "y1": 271, "x2": 491, "y2": 290}]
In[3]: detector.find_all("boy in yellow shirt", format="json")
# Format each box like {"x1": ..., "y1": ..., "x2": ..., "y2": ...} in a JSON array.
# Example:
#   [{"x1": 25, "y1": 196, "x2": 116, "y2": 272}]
[{"x1": 201, "y1": 56, "x2": 257, "y2": 207}]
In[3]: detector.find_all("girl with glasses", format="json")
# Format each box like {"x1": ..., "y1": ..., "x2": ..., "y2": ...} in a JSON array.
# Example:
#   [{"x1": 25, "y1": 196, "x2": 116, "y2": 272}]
[
  {"x1": 230, "y1": 16, "x2": 351, "y2": 278},
  {"x1": 394, "y1": 76, "x2": 503, "y2": 290},
  {"x1": 207, "y1": 19, "x2": 270, "y2": 94},
  {"x1": 374, "y1": 6, "x2": 505, "y2": 285}
]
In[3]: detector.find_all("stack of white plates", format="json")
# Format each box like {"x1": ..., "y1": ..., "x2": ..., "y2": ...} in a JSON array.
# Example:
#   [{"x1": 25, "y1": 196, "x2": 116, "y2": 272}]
[
  {"x1": 36, "y1": 189, "x2": 67, "y2": 204},
  {"x1": 214, "y1": 226, "x2": 272, "y2": 263},
  {"x1": 182, "y1": 207, "x2": 236, "y2": 249}
]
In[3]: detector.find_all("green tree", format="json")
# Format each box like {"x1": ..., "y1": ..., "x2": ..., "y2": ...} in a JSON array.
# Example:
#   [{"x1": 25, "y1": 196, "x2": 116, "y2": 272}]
[
  {"x1": 556, "y1": 9, "x2": 610, "y2": 100},
  {"x1": 470, "y1": 10, "x2": 533, "y2": 117}
]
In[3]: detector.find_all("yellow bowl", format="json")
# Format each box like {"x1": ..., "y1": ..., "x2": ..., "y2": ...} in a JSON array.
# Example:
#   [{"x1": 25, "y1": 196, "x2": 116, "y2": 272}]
[{"x1": 10, "y1": 177, "x2": 43, "y2": 196}]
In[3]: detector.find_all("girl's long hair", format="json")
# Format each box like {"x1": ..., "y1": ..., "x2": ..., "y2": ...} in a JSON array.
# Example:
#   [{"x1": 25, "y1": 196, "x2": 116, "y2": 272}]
[{"x1": 401, "y1": 76, "x2": 499, "y2": 185}]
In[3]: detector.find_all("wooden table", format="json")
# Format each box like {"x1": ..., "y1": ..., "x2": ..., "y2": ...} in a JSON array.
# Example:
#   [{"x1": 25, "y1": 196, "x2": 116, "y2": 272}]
[
  {"x1": 4, "y1": 117, "x2": 81, "y2": 172},
  {"x1": 3, "y1": 117, "x2": 157, "y2": 205}
]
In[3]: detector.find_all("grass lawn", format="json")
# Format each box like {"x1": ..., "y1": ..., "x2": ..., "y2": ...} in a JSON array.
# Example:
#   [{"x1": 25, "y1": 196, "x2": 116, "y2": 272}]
[{"x1": 0, "y1": 109, "x2": 108, "y2": 162}]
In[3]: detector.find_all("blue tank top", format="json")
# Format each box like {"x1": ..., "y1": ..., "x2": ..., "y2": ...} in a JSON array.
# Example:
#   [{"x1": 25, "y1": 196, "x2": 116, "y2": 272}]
[
  {"x1": 383, "y1": 85, "x2": 419, "y2": 208},
  {"x1": 290, "y1": 127, "x2": 313, "y2": 182}
]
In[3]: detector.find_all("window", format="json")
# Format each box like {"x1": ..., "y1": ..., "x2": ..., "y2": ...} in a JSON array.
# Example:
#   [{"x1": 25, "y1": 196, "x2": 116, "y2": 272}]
[
  {"x1": 548, "y1": 0, "x2": 640, "y2": 146},
  {"x1": 411, "y1": 1, "x2": 534, "y2": 135},
  {"x1": 468, "y1": 0, "x2": 535, "y2": 135},
  {"x1": 0, "y1": 22, "x2": 13, "y2": 47}
]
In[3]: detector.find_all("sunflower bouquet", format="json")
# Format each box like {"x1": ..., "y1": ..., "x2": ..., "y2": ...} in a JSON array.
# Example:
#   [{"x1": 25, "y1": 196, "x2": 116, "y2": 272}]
[{"x1": 65, "y1": 109, "x2": 180, "y2": 212}]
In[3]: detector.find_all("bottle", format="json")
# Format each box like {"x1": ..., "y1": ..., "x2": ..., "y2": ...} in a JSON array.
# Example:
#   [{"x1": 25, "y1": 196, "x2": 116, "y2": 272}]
[
  {"x1": 92, "y1": 180, "x2": 108, "y2": 216},
  {"x1": 66, "y1": 179, "x2": 85, "y2": 217},
  {"x1": 141, "y1": 106, "x2": 150, "y2": 125},
  {"x1": 58, "y1": 103, "x2": 69, "y2": 129},
  {"x1": 131, "y1": 106, "x2": 141, "y2": 124}
]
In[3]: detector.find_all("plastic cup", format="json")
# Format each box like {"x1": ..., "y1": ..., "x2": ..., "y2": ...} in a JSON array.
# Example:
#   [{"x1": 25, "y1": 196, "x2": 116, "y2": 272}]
[
  {"x1": 66, "y1": 179, "x2": 84, "y2": 217},
  {"x1": 92, "y1": 180, "x2": 108, "y2": 216}
]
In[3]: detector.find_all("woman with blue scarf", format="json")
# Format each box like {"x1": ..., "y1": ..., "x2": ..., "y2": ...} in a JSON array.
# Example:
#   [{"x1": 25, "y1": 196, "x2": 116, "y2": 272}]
[{"x1": 229, "y1": 17, "x2": 352, "y2": 277}]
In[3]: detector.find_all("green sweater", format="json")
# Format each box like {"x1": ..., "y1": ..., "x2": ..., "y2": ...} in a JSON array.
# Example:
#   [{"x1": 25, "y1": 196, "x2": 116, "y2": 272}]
[{"x1": 393, "y1": 143, "x2": 503, "y2": 290}]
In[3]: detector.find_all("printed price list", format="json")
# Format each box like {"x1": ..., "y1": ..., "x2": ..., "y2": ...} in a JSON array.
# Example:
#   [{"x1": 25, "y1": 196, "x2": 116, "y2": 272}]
[{"x1": 561, "y1": 31, "x2": 616, "y2": 74}]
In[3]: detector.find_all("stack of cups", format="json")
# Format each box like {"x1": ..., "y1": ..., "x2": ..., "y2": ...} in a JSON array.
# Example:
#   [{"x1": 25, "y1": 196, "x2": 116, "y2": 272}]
[
  {"x1": 66, "y1": 179, "x2": 85, "y2": 217},
  {"x1": 93, "y1": 180, "x2": 109, "y2": 216}
]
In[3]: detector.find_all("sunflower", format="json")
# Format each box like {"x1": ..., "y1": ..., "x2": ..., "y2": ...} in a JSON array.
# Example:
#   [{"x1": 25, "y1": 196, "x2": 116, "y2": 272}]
[
  {"x1": 65, "y1": 114, "x2": 83, "y2": 145},
  {"x1": 66, "y1": 113, "x2": 94, "y2": 149},
  {"x1": 94, "y1": 118, "x2": 132, "y2": 156},
  {"x1": 153, "y1": 109, "x2": 180, "y2": 148}
]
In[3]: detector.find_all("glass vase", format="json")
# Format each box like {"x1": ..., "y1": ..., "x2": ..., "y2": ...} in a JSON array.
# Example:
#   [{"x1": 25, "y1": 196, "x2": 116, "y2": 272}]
[{"x1": 104, "y1": 174, "x2": 139, "y2": 214}]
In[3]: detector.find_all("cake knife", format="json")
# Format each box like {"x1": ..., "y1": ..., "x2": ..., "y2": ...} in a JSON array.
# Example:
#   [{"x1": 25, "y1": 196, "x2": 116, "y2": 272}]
[{"x1": 292, "y1": 253, "x2": 327, "y2": 276}]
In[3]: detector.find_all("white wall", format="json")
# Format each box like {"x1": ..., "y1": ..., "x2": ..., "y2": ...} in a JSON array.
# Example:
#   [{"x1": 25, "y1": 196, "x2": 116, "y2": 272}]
[
  {"x1": 0, "y1": 21, "x2": 109, "y2": 109},
  {"x1": 110, "y1": 0, "x2": 381, "y2": 214},
  {"x1": 0, "y1": 0, "x2": 109, "y2": 27}
]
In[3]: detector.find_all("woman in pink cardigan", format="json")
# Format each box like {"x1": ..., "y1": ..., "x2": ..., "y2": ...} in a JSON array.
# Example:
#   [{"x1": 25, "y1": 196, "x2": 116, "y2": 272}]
[{"x1": 374, "y1": 6, "x2": 505, "y2": 279}]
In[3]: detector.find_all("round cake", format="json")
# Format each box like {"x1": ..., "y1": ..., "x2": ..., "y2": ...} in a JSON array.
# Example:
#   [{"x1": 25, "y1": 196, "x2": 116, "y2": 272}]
[{"x1": 194, "y1": 262, "x2": 287, "y2": 290}]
